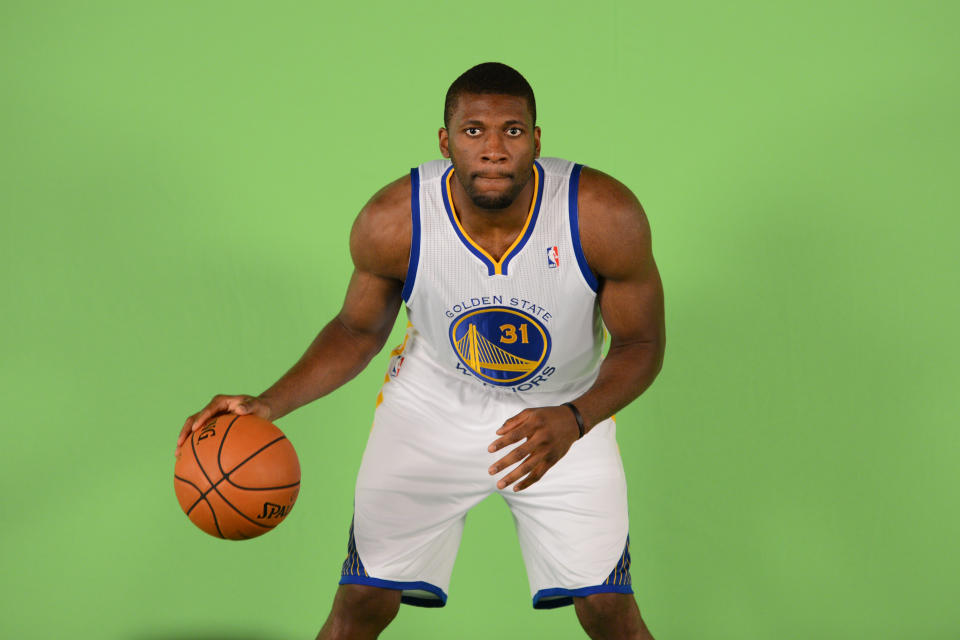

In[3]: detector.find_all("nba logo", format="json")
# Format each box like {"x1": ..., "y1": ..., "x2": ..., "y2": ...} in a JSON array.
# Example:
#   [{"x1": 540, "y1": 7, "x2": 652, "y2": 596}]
[
  {"x1": 389, "y1": 355, "x2": 405, "y2": 377},
  {"x1": 547, "y1": 246, "x2": 559, "y2": 268}
]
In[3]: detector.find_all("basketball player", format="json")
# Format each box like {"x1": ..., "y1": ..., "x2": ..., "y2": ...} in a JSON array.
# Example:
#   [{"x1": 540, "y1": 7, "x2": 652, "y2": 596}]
[{"x1": 176, "y1": 63, "x2": 665, "y2": 640}]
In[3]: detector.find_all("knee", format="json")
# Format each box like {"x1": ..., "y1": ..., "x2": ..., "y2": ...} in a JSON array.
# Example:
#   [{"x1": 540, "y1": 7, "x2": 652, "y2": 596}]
[
  {"x1": 574, "y1": 592, "x2": 644, "y2": 640},
  {"x1": 326, "y1": 584, "x2": 401, "y2": 636}
]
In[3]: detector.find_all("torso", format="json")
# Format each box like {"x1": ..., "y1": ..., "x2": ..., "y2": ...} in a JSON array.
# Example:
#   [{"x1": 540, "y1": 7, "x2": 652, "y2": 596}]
[{"x1": 386, "y1": 157, "x2": 605, "y2": 405}]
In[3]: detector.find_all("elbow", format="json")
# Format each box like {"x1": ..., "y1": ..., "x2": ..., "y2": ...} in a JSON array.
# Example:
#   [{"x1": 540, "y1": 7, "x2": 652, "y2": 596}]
[
  {"x1": 645, "y1": 340, "x2": 666, "y2": 383},
  {"x1": 655, "y1": 332, "x2": 666, "y2": 375}
]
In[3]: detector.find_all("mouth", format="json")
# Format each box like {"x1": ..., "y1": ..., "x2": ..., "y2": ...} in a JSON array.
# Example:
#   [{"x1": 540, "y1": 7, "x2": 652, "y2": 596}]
[
  {"x1": 472, "y1": 175, "x2": 512, "y2": 187},
  {"x1": 472, "y1": 172, "x2": 513, "y2": 180}
]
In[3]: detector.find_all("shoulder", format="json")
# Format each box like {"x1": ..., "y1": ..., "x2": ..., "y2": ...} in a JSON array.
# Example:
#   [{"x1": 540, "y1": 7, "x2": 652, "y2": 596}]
[
  {"x1": 576, "y1": 166, "x2": 653, "y2": 281},
  {"x1": 350, "y1": 174, "x2": 412, "y2": 281}
]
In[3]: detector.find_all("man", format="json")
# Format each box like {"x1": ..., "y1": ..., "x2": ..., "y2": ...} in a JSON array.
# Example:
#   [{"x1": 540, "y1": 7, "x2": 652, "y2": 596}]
[{"x1": 176, "y1": 62, "x2": 664, "y2": 640}]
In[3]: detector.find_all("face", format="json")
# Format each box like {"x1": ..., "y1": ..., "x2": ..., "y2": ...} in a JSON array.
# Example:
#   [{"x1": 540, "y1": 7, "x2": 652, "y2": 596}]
[{"x1": 439, "y1": 93, "x2": 541, "y2": 210}]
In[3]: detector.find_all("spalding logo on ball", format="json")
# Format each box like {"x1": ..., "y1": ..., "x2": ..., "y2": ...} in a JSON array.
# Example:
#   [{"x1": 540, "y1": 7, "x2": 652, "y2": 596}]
[{"x1": 174, "y1": 413, "x2": 300, "y2": 540}]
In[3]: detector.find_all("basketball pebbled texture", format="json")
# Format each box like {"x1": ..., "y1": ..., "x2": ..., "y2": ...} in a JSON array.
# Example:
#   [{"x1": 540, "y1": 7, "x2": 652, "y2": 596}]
[{"x1": 174, "y1": 413, "x2": 300, "y2": 540}]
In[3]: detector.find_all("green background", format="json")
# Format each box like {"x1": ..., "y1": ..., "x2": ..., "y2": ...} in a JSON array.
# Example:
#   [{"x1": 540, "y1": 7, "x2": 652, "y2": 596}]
[{"x1": 2, "y1": 1, "x2": 957, "y2": 638}]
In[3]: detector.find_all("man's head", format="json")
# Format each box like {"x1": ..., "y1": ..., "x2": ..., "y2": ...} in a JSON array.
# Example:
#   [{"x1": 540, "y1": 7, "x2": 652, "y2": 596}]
[
  {"x1": 439, "y1": 63, "x2": 541, "y2": 210},
  {"x1": 443, "y1": 62, "x2": 536, "y2": 130}
]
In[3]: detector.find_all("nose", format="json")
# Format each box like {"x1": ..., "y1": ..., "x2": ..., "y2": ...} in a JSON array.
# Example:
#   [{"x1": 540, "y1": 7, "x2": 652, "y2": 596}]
[{"x1": 481, "y1": 133, "x2": 508, "y2": 163}]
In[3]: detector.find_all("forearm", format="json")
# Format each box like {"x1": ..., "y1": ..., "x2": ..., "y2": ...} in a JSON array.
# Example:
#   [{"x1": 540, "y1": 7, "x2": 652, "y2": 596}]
[
  {"x1": 257, "y1": 314, "x2": 390, "y2": 420},
  {"x1": 572, "y1": 339, "x2": 664, "y2": 433}
]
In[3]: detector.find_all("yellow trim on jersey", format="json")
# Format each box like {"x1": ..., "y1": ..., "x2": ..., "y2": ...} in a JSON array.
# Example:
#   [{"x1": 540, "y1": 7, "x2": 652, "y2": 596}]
[
  {"x1": 444, "y1": 164, "x2": 540, "y2": 275},
  {"x1": 375, "y1": 323, "x2": 413, "y2": 409}
]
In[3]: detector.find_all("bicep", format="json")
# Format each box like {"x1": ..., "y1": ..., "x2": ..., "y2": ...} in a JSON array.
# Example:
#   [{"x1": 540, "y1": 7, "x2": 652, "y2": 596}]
[
  {"x1": 336, "y1": 175, "x2": 410, "y2": 339},
  {"x1": 336, "y1": 268, "x2": 403, "y2": 340},
  {"x1": 597, "y1": 255, "x2": 664, "y2": 348},
  {"x1": 578, "y1": 170, "x2": 664, "y2": 347}
]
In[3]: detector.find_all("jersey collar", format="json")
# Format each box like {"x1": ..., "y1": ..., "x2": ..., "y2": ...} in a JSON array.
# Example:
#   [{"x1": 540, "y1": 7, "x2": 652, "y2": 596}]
[{"x1": 441, "y1": 161, "x2": 545, "y2": 276}]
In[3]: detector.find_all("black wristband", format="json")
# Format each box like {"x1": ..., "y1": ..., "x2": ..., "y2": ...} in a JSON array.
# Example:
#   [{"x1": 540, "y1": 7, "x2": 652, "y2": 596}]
[{"x1": 563, "y1": 402, "x2": 585, "y2": 439}]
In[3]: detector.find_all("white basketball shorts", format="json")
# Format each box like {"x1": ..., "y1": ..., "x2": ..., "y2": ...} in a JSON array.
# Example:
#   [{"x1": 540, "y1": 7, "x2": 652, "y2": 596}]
[{"x1": 338, "y1": 353, "x2": 632, "y2": 609}]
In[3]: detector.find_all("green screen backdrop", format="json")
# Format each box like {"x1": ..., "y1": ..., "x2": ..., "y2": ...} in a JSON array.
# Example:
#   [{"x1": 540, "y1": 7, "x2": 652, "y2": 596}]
[{"x1": 1, "y1": 1, "x2": 957, "y2": 638}]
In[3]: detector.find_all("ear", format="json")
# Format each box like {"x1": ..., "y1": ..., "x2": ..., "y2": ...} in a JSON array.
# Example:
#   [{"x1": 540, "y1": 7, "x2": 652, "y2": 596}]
[
  {"x1": 533, "y1": 126, "x2": 541, "y2": 158},
  {"x1": 439, "y1": 128, "x2": 450, "y2": 158}
]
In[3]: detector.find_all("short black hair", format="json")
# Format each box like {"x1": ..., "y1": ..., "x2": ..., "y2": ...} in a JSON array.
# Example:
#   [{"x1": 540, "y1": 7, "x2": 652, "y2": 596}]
[{"x1": 443, "y1": 62, "x2": 536, "y2": 129}]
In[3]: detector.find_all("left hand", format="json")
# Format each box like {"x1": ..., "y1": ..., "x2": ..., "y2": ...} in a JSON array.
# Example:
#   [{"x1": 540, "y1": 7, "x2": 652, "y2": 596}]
[{"x1": 487, "y1": 405, "x2": 581, "y2": 492}]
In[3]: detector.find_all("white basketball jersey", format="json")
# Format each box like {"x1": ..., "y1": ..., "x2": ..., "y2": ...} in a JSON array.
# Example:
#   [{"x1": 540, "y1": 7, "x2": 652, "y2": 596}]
[{"x1": 392, "y1": 157, "x2": 603, "y2": 405}]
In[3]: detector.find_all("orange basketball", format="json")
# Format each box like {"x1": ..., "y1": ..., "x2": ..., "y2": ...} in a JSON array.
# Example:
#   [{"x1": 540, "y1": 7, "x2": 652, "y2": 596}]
[{"x1": 174, "y1": 413, "x2": 300, "y2": 540}]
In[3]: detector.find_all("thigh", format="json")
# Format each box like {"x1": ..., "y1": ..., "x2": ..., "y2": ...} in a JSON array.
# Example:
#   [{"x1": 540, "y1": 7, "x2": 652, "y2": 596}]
[
  {"x1": 501, "y1": 417, "x2": 631, "y2": 606},
  {"x1": 348, "y1": 398, "x2": 493, "y2": 600}
]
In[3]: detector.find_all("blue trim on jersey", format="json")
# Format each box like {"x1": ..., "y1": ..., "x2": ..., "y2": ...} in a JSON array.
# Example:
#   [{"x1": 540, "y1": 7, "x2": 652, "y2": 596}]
[
  {"x1": 340, "y1": 518, "x2": 368, "y2": 579},
  {"x1": 401, "y1": 167, "x2": 421, "y2": 302},
  {"x1": 532, "y1": 584, "x2": 634, "y2": 609},
  {"x1": 499, "y1": 160, "x2": 545, "y2": 276},
  {"x1": 531, "y1": 535, "x2": 632, "y2": 609},
  {"x1": 568, "y1": 164, "x2": 599, "y2": 292},
  {"x1": 338, "y1": 517, "x2": 448, "y2": 607},
  {"x1": 338, "y1": 575, "x2": 449, "y2": 608},
  {"x1": 441, "y1": 164, "x2": 495, "y2": 275}
]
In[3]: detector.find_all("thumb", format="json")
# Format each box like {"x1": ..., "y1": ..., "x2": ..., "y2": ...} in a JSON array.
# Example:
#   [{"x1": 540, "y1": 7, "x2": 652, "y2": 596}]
[{"x1": 235, "y1": 399, "x2": 252, "y2": 415}]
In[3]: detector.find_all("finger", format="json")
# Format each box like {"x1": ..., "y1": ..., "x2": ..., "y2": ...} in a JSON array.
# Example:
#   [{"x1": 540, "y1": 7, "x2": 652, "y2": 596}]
[
  {"x1": 488, "y1": 444, "x2": 531, "y2": 475},
  {"x1": 496, "y1": 410, "x2": 530, "y2": 436},
  {"x1": 181, "y1": 409, "x2": 214, "y2": 447},
  {"x1": 177, "y1": 414, "x2": 199, "y2": 448},
  {"x1": 175, "y1": 427, "x2": 195, "y2": 457},
  {"x1": 175, "y1": 421, "x2": 194, "y2": 456},
  {"x1": 234, "y1": 398, "x2": 252, "y2": 414},
  {"x1": 190, "y1": 410, "x2": 212, "y2": 434},
  {"x1": 513, "y1": 464, "x2": 549, "y2": 492},
  {"x1": 496, "y1": 458, "x2": 537, "y2": 490},
  {"x1": 191, "y1": 396, "x2": 232, "y2": 431},
  {"x1": 488, "y1": 426, "x2": 530, "y2": 453}
]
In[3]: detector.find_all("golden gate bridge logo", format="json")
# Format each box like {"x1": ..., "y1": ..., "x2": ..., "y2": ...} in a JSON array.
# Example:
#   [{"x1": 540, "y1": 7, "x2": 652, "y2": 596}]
[{"x1": 449, "y1": 307, "x2": 550, "y2": 386}]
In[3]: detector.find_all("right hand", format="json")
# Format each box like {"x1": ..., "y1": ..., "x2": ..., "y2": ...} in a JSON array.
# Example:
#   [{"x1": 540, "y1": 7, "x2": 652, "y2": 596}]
[{"x1": 175, "y1": 394, "x2": 272, "y2": 458}]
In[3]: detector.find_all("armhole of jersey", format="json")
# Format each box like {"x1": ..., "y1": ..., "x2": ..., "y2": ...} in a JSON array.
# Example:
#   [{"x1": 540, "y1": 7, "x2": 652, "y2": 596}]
[
  {"x1": 401, "y1": 167, "x2": 421, "y2": 303},
  {"x1": 568, "y1": 163, "x2": 599, "y2": 293}
]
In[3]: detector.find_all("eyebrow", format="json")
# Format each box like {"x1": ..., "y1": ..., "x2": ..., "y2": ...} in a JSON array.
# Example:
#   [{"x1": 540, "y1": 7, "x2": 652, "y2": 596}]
[{"x1": 462, "y1": 119, "x2": 527, "y2": 127}]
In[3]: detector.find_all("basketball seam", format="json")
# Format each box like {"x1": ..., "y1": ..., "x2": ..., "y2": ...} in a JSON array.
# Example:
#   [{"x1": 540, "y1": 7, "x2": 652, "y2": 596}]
[
  {"x1": 175, "y1": 474, "x2": 204, "y2": 516},
  {"x1": 204, "y1": 496, "x2": 225, "y2": 539},
  {"x1": 216, "y1": 416, "x2": 299, "y2": 490},
  {"x1": 182, "y1": 416, "x2": 239, "y2": 514},
  {"x1": 226, "y1": 479, "x2": 301, "y2": 491},
  {"x1": 223, "y1": 435, "x2": 291, "y2": 478},
  {"x1": 204, "y1": 416, "x2": 283, "y2": 530},
  {"x1": 187, "y1": 415, "x2": 298, "y2": 536},
  {"x1": 184, "y1": 473, "x2": 302, "y2": 515},
  {"x1": 191, "y1": 416, "x2": 270, "y2": 531},
  {"x1": 181, "y1": 468, "x2": 301, "y2": 515},
  {"x1": 189, "y1": 436, "x2": 225, "y2": 539},
  {"x1": 204, "y1": 484, "x2": 273, "y2": 530}
]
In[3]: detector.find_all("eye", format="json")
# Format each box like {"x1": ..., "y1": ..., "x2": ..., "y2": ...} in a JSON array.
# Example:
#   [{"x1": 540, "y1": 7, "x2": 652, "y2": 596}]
[
  {"x1": 465, "y1": 127, "x2": 481, "y2": 136},
  {"x1": 506, "y1": 127, "x2": 523, "y2": 136}
]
